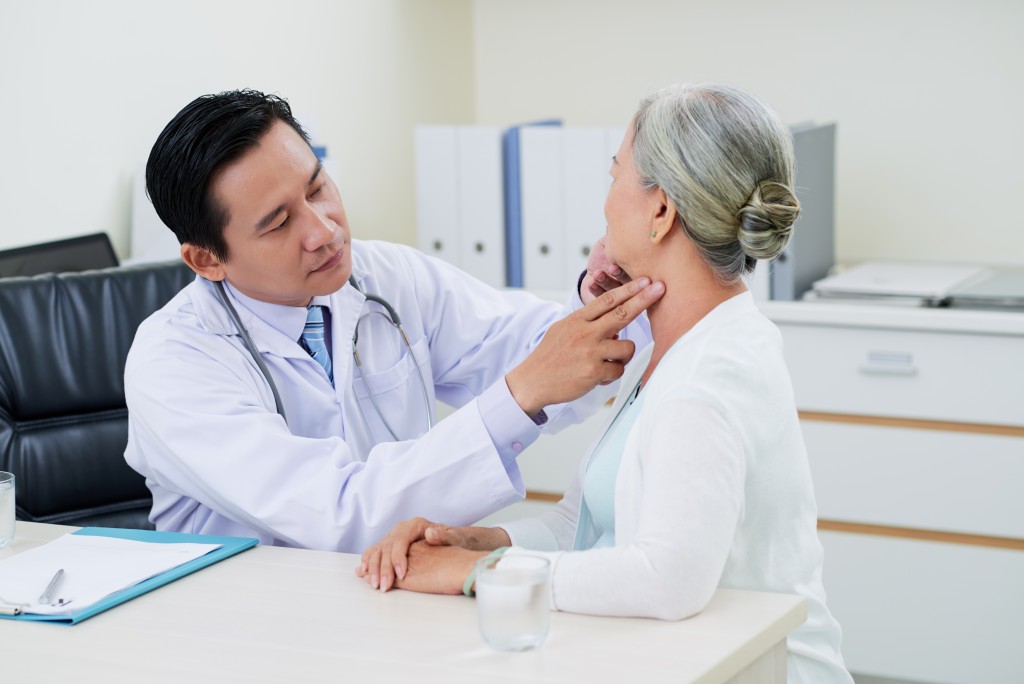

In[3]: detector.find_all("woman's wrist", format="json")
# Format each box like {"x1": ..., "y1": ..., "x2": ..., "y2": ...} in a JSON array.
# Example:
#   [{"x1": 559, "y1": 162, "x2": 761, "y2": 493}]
[{"x1": 463, "y1": 546, "x2": 509, "y2": 597}]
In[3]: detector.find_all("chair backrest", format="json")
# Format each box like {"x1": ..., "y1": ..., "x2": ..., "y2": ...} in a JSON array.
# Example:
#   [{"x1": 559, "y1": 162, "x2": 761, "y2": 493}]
[
  {"x1": 0, "y1": 260, "x2": 195, "y2": 529},
  {"x1": 0, "y1": 232, "x2": 119, "y2": 278}
]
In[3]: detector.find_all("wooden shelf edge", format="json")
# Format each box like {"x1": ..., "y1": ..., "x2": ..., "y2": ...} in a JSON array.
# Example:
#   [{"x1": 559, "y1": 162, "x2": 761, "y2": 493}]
[
  {"x1": 799, "y1": 411, "x2": 1024, "y2": 438},
  {"x1": 524, "y1": 491, "x2": 562, "y2": 503},
  {"x1": 818, "y1": 519, "x2": 1024, "y2": 551}
]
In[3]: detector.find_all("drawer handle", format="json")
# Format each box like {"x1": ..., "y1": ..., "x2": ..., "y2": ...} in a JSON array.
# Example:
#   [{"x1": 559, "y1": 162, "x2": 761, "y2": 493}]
[
  {"x1": 858, "y1": 350, "x2": 917, "y2": 377},
  {"x1": 858, "y1": 364, "x2": 918, "y2": 376}
]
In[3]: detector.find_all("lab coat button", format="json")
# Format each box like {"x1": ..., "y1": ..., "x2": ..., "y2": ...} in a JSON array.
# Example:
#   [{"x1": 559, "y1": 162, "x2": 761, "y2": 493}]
[{"x1": 511, "y1": 441, "x2": 523, "y2": 452}]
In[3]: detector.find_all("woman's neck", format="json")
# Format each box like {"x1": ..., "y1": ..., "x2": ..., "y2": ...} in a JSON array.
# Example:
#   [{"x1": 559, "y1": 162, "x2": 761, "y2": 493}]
[{"x1": 640, "y1": 258, "x2": 746, "y2": 389}]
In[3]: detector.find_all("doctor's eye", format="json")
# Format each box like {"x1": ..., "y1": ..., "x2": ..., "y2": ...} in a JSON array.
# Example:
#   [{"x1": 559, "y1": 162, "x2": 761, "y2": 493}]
[{"x1": 309, "y1": 183, "x2": 325, "y2": 199}]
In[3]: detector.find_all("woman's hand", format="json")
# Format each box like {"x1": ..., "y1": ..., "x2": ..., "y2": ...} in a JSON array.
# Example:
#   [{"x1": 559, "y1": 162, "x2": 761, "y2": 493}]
[
  {"x1": 424, "y1": 524, "x2": 511, "y2": 552},
  {"x1": 357, "y1": 519, "x2": 511, "y2": 592},
  {"x1": 357, "y1": 517, "x2": 434, "y2": 591},
  {"x1": 394, "y1": 541, "x2": 487, "y2": 595}
]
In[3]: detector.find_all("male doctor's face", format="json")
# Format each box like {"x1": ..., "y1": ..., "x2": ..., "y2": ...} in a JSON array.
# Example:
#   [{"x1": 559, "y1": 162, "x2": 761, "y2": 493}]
[{"x1": 198, "y1": 119, "x2": 352, "y2": 307}]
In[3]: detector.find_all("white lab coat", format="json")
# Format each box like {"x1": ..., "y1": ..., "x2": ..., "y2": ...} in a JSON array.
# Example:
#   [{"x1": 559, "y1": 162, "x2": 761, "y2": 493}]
[{"x1": 125, "y1": 240, "x2": 621, "y2": 552}]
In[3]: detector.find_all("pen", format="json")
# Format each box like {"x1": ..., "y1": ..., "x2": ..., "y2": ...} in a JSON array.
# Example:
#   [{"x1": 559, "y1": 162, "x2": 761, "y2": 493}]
[{"x1": 39, "y1": 568, "x2": 65, "y2": 605}]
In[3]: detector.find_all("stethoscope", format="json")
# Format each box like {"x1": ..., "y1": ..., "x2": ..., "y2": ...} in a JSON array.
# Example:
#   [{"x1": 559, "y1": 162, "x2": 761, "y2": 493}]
[{"x1": 214, "y1": 277, "x2": 433, "y2": 440}]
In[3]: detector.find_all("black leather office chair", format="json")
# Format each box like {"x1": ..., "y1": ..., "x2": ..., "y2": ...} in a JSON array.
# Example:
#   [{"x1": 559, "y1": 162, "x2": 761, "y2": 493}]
[
  {"x1": 0, "y1": 232, "x2": 119, "y2": 278},
  {"x1": 0, "y1": 261, "x2": 194, "y2": 529}
]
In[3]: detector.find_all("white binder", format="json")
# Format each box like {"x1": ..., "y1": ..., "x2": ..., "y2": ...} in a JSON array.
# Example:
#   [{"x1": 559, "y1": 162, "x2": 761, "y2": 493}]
[
  {"x1": 519, "y1": 126, "x2": 566, "y2": 290},
  {"x1": 455, "y1": 127, "x2": 505, "y2": 287},
  {"x1": 563, "y1": 128, "x2": 608, "y2": 279},
  {"x1": 414, "y1": 126, "x2": 460, "y2": 266}
]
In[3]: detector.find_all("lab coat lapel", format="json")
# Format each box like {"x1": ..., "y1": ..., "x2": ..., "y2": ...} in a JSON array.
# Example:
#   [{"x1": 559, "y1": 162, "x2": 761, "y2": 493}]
[{"x1": 190, "y1": 278, "x2": 313, "y2": 361}]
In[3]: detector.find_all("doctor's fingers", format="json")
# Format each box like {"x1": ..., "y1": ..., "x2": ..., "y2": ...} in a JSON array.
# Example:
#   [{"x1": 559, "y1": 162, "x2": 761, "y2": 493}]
[
  {"x1": 586, "y1": 269, "x2": 629, "y2": 297},
  {"x1": 579, "y1": 278, "x2": 665, "y2": 331},
  {"x1": 597, "y1": 338, "x2": 637, "y2": 365}
]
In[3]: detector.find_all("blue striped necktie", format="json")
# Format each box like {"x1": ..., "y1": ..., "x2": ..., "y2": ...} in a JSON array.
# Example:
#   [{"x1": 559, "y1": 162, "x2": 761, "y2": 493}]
[{"x1": 301, "y1": 305, "x2": 333, "y2": 385}]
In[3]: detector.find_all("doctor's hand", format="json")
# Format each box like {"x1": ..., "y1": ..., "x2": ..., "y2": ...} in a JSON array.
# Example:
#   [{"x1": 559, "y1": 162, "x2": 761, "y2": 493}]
[
  {"x1": 506, "y1": 277, "x2": 664, "y2": 417},
  {"x1": 580, "y1": 235, "x2": 630, "y2": 305}
]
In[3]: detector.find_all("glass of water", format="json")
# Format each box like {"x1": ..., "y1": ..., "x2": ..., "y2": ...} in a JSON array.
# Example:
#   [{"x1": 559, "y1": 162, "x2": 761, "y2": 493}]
[
  {"x1": 475, "y1": 553, "x2": 550, "y2": 651},
  {"x1": 0, "y1": 472, "x2": 14, "y2": 549}
]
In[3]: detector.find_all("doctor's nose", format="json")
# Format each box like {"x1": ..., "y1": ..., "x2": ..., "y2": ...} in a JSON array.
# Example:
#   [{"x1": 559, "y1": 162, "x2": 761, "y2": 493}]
[{"x1": 301, "y1": 211, "x2": 337, "y2": 252}]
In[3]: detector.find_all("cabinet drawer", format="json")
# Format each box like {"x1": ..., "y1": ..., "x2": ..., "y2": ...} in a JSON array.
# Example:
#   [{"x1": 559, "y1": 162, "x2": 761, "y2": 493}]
[
  {"x1": 820, "y1": 531, "x2": 1024, "y2": 684},
  {"x1": 778, "y1": 323, "x2": 1024, "y2": 427},
  {"x1": 803, "y1": 420, "x2": 1024, "y2": 538}
]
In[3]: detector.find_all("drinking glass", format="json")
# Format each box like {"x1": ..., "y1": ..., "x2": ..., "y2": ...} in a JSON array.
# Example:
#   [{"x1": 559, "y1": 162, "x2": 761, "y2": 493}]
[
  {"x1": 475, "y1": 553, "x2": 550, "y2": 651},
  {"x1": 0, "y1": 472, "x2": 14, "y2": 549}
]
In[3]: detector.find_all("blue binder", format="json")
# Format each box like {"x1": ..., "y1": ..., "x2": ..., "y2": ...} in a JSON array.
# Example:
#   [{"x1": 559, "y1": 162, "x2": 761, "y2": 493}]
[
  {"x1": 0, "y1": 527, "x2": 258, "y2": 625},
  {"x1": 502, "y1": 120, "x2": 561, "y2": 287}
]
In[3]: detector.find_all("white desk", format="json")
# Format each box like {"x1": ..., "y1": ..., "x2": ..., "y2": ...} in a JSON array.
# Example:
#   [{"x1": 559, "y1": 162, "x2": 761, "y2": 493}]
[{"x1": 1, "y1": 522, "x2": 805, "y2": 683}]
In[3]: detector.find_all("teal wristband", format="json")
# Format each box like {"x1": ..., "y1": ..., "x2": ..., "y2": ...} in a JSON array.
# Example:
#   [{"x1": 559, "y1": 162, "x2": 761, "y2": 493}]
[{"x1": 463, "y1": 546, "x2": 509, "y2": 597}]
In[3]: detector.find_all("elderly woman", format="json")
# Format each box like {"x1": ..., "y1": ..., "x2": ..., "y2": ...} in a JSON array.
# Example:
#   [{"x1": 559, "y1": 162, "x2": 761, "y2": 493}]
[{"x1": 358, "y1": 83, "x2": 853, "y2": 683}]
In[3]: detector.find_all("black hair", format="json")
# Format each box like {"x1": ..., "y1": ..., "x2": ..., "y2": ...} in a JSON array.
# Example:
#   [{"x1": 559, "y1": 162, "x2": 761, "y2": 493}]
[{"x1": 145, "y1": 89, "x2": 311, "y2": 260}]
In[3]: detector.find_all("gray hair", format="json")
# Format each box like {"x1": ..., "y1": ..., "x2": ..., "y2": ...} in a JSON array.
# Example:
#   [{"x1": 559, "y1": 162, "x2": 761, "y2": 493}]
[{"x1": 631, "y1": 83, "x2": 800, "y2": 283}]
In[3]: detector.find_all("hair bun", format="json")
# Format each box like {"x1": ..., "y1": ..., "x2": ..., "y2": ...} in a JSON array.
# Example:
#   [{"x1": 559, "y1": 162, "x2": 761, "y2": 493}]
[{"x1": 736, "y1": 181, "x2": 800, "y2": 260}]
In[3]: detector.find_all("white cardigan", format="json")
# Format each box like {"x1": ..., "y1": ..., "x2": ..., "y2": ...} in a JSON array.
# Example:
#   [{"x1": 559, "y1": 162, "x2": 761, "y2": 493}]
[{"x1": 500, "y1": 292, "x2": 852, "y2": 684}]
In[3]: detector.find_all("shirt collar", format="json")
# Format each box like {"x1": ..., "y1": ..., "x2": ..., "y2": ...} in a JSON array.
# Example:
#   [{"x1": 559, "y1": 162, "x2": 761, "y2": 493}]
[{"x1": 223, "y1": 282, "x2": 332, "y2": 343}]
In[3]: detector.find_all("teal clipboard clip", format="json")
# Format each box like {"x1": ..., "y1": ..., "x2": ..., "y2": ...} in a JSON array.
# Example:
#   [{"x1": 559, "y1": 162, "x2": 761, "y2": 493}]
[{"x1": 0, "y1": 527, "x2": 258, "y2": 625}]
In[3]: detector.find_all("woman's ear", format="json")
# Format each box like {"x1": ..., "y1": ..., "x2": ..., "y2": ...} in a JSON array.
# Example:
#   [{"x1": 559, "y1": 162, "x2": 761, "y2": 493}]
[
  {"x1": 649, "y1": 187, "x2": 677, "y2": 244},
  {"x1": 181, "y1": 243, "x2": 226, "y2": 281}
]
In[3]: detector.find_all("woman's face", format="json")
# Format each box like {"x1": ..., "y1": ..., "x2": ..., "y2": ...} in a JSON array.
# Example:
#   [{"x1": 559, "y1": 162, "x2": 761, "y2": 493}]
[{"x1": 603, "y1": 126, "x2": 662, "y2": 277}]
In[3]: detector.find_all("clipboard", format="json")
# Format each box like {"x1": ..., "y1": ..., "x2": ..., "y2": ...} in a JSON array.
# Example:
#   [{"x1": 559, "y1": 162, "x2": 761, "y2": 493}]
[{"x1": 0, "y1": 527, "x2": 258, "y2": 625}]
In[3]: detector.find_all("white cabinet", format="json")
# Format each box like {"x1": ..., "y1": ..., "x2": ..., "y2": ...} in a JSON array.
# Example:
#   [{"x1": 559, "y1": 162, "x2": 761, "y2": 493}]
[
  {"x1": 763, "y1": 300, "x2": 1024, "y2": 684},
  {"x1": 819, "y1": 531, "x2": 1024, "y2": 684},
  {"x1": 780, "y1": 322, "x2": 1024, "y2": 426}
]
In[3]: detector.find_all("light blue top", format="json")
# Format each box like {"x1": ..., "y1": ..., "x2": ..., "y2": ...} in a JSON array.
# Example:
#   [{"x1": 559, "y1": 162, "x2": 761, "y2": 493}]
[{"x1": 579, "y1": 381, "x2": 645, "y2": 549}]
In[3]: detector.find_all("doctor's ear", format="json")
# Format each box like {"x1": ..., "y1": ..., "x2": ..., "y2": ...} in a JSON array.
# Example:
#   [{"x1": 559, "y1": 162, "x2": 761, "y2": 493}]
[{"x1": 181, "y1": 243, "x2": 227, "y2": 281}]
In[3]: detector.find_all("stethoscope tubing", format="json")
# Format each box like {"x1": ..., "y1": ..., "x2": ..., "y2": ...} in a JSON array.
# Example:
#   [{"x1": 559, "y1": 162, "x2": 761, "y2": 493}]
[
  {"x1": 215, "y1": 280, "x2": 289, "y2": 424},
  {"x1": 216, "y1": 277, "x2": 433, "y2": 440}
]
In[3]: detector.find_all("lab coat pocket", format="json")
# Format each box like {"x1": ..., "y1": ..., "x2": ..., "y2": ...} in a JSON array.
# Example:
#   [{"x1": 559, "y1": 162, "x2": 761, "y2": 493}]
[{"x1": 352, "y1": 336, "x2": 434, "y2": 442}]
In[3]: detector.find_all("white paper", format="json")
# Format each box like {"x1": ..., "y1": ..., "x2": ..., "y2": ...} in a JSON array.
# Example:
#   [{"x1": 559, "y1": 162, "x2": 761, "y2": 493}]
[
  {"x1": 0, "y1": 534, "x2": 220, "y2": 615},
  {"x1": 812, "y1": 262, "x2": 987, "y2": 299}
]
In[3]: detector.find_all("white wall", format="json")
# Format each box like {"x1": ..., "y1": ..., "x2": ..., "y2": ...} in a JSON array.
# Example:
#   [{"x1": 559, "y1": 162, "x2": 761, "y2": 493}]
[
  {"x1": 0, "y1": 0, "x2": 474, "y2": 257},
  {"x1": 472, "y1": 0, "x2": 1024, "y2": 268},
  {"x1": 4, "y1": 1, "x2": 1022, "y2": 270}
]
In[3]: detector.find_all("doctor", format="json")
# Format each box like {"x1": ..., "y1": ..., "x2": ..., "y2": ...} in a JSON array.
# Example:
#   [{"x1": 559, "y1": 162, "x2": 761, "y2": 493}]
[{"x1": 124, "y1": 89, "x2": 661, "y2": 553}]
